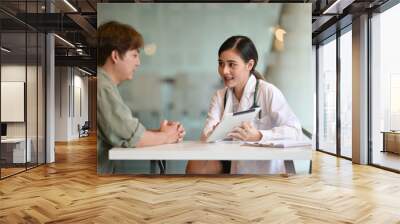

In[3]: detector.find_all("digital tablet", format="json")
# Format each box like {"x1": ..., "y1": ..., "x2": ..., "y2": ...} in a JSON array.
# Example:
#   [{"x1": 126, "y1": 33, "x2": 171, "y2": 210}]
[{"x1": 206, "y1": 107, "x2": 261, "y2": 143}]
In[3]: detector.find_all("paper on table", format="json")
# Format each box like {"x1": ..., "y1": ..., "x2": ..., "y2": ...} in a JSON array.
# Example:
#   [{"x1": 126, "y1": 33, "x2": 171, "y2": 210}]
[{"x1": 245, "y1": 139, "x2": 312, "y2": 148}]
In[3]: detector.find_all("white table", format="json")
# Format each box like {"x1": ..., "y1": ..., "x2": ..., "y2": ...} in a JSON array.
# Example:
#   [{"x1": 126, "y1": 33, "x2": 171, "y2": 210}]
[
  {"x1": 1, "y1": 138, "x2": 31, "y2": 163},
  {"x1": 109, "y1": 141, "x2": 313, "y2": 174}
]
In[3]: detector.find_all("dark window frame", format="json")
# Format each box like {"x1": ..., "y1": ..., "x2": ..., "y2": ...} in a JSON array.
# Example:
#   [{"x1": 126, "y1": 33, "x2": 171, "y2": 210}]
[
  {"x1": 315, "y1": 22, "x2": 352, "y2": 161},
  {"x1": 315, "y1": 0, "x2": 400, "y2": 172}
]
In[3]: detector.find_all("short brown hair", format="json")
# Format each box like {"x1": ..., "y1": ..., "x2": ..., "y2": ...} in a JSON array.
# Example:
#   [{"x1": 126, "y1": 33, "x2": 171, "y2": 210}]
[{"x1": 97, "y1": 21, "x2": 144, "y2": 66}]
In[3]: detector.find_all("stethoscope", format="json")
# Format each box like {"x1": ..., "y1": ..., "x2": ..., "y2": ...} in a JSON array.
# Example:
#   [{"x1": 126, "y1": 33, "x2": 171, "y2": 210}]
[
  {"x1": 220, "y1": 74, "x2": 260, "y2": 172},
  {"x1": 223, "y1": 73, "x2": 261, "y2": 119}
]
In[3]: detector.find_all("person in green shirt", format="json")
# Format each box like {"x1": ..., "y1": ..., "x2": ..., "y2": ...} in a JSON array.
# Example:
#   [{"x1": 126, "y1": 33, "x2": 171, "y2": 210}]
[{"x1": 97, "y1": 21, "x2": 185, "y2": 174}]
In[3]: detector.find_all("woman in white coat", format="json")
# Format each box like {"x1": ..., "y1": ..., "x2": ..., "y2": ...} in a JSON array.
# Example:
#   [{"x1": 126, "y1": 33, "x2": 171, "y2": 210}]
[{"x1": 186, "y1": 36, "x2": 302, "y2": 174}]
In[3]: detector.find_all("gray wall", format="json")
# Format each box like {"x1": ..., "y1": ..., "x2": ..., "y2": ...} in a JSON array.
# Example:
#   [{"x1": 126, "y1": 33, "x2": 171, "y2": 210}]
[{"x1": 264, "y1": 4, "x2": 313, "y2": 132}]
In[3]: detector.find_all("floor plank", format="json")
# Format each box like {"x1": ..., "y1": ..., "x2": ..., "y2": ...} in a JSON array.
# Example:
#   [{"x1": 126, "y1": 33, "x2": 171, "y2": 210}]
[{"x1": 1, "y1": 135, "x2": 400, "y2": 223}]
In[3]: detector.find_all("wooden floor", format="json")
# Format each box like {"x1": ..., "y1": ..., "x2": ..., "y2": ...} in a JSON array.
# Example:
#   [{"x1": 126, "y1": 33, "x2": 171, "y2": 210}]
[
  {"x1": 1, "y1": 135, "x2": 400, "y2": 223},
  {"x1": 373, "y1": 150, "x2": 400, "y2": 171},
  {"x1": 1, "y1": 167, "x2": 26, "y2": 178}
]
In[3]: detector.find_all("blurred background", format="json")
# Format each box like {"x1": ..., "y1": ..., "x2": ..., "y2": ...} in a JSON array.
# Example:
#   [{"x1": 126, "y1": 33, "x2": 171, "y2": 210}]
[
  {"x1": 98, "y1": 3, "x2": 312, "y2": 141},
  {"x1": 97, "y1": 3, "x2": 312, "y2": 174}
]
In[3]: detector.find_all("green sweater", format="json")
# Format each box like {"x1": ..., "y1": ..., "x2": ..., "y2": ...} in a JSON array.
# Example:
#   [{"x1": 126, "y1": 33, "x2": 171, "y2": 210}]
[{"x1": 97, "y1": 68, "x2": 145, "y2": 174}]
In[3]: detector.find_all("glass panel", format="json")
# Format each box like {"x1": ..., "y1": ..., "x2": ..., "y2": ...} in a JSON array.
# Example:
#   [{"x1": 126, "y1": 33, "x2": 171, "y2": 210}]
[
  {"x1": 312, "y1": 45, "x2": 317, "y2": 146},
  {"x1": 27, "y1": 31, "x2": 38, "y2": 169},
  {"x1": 1, "y1": 30, "x2": 27, "y2": 177},
  {"x1": 318, "y1": 37, "x2": 337, "y2": 154},
  {"x1": 38, "y1": 33, "x2": 45, "y2": 165},
  {"x1": 371, "y1": 4, "x2": 400, "y2": 171},
  {"x1": 0, "y1": 1, "x2": 46, "y2": 178},
  {"x1": 340, "y1": 29, "x2": 352, "y2": 158}
]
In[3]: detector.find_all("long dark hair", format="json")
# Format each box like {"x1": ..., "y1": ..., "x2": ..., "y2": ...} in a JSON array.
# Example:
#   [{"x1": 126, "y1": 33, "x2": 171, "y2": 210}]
[{"x1": 218, "y1": 36, "x2": 264, "y2": 80}]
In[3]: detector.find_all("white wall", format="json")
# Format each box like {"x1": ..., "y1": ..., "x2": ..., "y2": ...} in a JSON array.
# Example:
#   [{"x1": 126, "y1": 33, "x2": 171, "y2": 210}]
[
  {"x1": 72, "y1": 73, "x2": 89, "y2": 138},
  {"x1": 55, "y1": 67, "x2": 89, "y2": 141},
  {"x1": 55, "y1": 66, "x2": 67, "y2": 141},
  {"x1": 1, "y1": 65, "x2": 40, "y2": 137}
]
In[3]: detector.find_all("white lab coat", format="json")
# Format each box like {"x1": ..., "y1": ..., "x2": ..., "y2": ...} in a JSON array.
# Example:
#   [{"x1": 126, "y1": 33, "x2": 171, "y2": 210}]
[{"x1": 201, "y1": 75, "x2": 302, "y2": 174}]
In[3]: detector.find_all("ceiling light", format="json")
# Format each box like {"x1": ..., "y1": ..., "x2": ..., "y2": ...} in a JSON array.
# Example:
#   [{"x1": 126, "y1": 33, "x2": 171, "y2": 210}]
[
  {"x1": 63, "y1": 0, "x2": 78, "y2": 12},
  {"x1": 54, "y1": 34, "x2": 75, "y2": 48},
  {"x1": 322, "y1": 0, "x2": 354, "y2": 14},
  {"x1": 1, "y1": 47, "x2": 11, "y2": 53},
  {"x1": 77, "y1": 67, "x2": 92, "y2": 76}
]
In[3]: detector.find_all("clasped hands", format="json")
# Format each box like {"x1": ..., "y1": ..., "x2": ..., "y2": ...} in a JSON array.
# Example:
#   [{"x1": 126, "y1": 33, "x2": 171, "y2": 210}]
[{"x1": 159, "y1": 120, "x2": 186, "y2": 143}]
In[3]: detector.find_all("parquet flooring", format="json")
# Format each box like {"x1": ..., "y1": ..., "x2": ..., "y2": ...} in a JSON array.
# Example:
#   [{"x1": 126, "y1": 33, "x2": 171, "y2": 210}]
[
  {"x1": 1, "y1": 167, "x2": 25, "y2": 177},
  {"x1": 1, "y1": 135, "x2": 400, "y2": 223}
]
